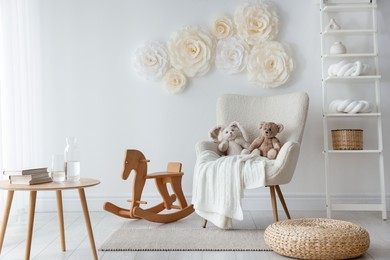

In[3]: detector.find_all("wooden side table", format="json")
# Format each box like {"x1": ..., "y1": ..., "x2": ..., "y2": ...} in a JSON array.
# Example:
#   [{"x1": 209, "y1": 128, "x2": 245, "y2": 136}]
[{"x1": 0, "y1": 178, "x2": 100, "y2": 260}]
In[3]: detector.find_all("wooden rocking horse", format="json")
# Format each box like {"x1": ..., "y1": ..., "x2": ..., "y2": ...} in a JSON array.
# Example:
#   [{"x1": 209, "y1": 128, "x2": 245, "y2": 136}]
[{"x1": 103, "y1": 149, "x2": 194, "y2": 223}]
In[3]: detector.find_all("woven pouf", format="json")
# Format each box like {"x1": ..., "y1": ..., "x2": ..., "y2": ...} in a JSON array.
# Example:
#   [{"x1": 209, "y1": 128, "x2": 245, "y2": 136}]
[{"x1": 264, "y1": 218, "x2": 370, "y2": 260}]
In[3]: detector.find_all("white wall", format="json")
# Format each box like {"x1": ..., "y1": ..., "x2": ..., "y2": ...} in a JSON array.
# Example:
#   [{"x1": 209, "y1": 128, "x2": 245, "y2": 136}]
[{"x1": 35, "y1": 0, "x2": 390, "y2": 211}]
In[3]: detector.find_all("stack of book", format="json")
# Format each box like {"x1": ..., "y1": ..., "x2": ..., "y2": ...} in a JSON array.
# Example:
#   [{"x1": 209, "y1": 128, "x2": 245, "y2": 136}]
[{"x1": 3, "y1": 167, "x2": 52, "y2": 185}]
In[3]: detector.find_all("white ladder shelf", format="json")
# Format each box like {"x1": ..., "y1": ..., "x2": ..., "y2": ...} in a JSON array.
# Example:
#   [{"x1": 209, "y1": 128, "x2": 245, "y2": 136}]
[{"x1": 319, "y1": 0, "x2": 387, "y2": 220}]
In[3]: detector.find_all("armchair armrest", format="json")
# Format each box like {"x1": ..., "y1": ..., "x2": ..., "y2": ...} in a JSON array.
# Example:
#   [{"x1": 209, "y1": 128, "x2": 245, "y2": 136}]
[
  {"x1": 266, "y1": 141, "x2": 301, "y2": 185},
  {"x1": 195, "y1": 141, "x2": 224, "y2": 157}
]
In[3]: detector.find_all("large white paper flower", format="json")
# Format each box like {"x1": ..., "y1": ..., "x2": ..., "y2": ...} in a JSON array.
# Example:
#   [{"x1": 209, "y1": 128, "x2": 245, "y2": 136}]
[
  {"x1": 168, "y1": 26, "x2": 215, "y2": 77},
  {"x1": 234, "y1": 2, "x2": 279, "y2": 45},
  {"x1": 213, "y1": 16, "x2": 235, "y2": 39},
  {"x1": 133, "y1": 41, "x2": 170, "y2": 81},
  {"x1": 163, "y1": 69, "x2": 187, "y2": 94},
  {"x1": 247, "y1": 41, "x2": 293, "y2": 88},
  {"x1": 216, "y1": 37, "x2": 250, "y2": 74}
]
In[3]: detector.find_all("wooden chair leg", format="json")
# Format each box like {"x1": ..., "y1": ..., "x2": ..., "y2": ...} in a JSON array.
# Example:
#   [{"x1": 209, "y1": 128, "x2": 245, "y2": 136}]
[
  {"x1": 269, "y1": 186, "x2": 279, "y2": 222},
  {"x1": 202, "y1": 219, "x2": 208, "y2": 228},
  {"x1": 155, "y1": 178, "x2": 175, "y2": 209},
  {"x1": 170, "y1": 176, "x2": 188, "y2": 209},
  {"x1": 275, "y1": 185, "x2": 291, "y2": 219}
]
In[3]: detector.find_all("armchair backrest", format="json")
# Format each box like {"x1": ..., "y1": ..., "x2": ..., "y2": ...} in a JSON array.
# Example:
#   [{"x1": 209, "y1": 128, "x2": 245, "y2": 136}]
[{"x1": 216, "y1": 92, "x2": 309, "y2": 144}]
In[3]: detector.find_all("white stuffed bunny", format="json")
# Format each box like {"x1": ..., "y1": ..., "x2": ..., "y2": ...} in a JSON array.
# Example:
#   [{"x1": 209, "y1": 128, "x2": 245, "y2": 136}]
[{"x1": 209, "y1": 121, "x2": 250, "y2": 156}]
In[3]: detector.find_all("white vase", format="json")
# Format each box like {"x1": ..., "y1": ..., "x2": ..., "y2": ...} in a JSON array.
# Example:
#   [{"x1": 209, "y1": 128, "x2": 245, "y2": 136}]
[{"x1": 329, "y1": 41, "x2": 347, "y2": 55}]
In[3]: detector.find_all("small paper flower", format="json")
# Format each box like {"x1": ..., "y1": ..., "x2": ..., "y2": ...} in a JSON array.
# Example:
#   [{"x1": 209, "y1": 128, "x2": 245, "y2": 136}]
[
  {"x1": 213, "y1": 16, "x2": 235, "y2": 39},
  {"x1": 163, "y1": 68, "x2": 187, "y2": 94},
  {"x1": 168, "y1": 26, "x2": 215, "y2": 77},
  {"x1": 133, "y1": 41, "x2": 170, "y2": 81},
  {"x1": 234, "y1": 2, "x2": 279, "y2": 45},
  {"x1": 247, "y1": 41, "x2": 293, "y2": 88},
  {"x1": 216, "y1": 37, "x2": 250, "y2": 74}
]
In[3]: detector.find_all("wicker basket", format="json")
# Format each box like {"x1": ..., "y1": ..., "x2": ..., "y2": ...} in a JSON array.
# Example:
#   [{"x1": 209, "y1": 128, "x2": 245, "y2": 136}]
[
  {"x1": 331, "y1": 129, "x2": 363, "y2": 150},
  {"x1": 264, "y1": 218, "x2": 370, "y2": 260}
]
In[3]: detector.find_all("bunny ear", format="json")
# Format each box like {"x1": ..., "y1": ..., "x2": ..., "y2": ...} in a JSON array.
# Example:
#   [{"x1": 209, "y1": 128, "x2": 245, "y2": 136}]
[
  {"x1": 228, "y1": 121, "x2": 238, "y2": 128},
  {"x1": 234, "y1": 122, "x2": 249, "y2": 142},
  {"x1": 209, "y1": 126, "x2": 223, "y2": 142},
  {"x1": 277, "y1": 124, "x2": 284, "y2": 133}
]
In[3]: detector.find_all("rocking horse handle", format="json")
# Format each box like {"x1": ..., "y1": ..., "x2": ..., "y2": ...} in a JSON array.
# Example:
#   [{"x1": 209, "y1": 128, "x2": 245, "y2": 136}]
[{"x1": 124, "y1": 159, "x2": 149, "y2": 165}]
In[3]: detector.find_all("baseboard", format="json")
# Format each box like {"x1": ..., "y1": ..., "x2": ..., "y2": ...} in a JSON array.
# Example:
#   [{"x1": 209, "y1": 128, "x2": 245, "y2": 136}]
[{"x1": 34, "y1": 192, "x2": 390, "y2": 212}]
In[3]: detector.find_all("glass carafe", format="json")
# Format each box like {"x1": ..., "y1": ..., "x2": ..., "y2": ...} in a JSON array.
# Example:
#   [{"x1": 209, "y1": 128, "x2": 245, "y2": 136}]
[{"x1": 64, "y1": 137, "x2": 80, "y2": 181}]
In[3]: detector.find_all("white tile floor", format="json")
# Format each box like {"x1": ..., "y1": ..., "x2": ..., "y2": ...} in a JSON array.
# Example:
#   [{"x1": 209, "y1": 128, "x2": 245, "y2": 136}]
[{"x1": 0, "y1": 210, "x2": 389, "y2": 259}]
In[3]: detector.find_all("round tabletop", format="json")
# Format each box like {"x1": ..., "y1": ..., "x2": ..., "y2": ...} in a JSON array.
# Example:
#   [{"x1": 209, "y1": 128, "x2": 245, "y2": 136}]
[{"x1": 0, "y1": 178, "x2": 100, "y2": 191}]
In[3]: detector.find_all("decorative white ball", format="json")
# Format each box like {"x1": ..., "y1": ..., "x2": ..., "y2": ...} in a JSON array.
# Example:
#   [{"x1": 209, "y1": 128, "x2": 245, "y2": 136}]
[
  {"x1": 216, "y1": 37, "x2": 250, "y2": 74},
  {"x1": 133, "y1": 41, "x2": 170, "y2": 81}
]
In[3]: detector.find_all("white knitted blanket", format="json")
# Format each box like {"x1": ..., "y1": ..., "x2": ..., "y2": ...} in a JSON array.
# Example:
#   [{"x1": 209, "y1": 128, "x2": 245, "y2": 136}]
[{"x1": 192, "y1": 151, "x2": 266, "y2": 229}]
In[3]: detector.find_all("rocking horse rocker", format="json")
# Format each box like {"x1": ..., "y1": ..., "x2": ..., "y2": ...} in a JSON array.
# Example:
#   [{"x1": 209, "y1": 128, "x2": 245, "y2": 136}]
[{"x1": 103, "y1": 149, "x2": 194, "y2": 223}]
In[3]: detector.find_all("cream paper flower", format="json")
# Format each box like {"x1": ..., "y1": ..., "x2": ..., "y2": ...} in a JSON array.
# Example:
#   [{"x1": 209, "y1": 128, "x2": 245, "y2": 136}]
[
  {"x1": 213, "y1": 16, "x2": 235, "y2": 39},
  {"x1": 216, "y1": 37, "x2": 250, "y2": 74},
  {"x1": 163, "y1": 69, "x2": 187, "y2": 94},
  {"x1": 133, "y1": 41, "x2": 170, "y2": 81},
  {"x1": 247, "y1": 41, "x2": 293, "y2": 88},
  {"x1": 234, "y1": 2, "x2": 279, "y2": 45},
  {"x1": 168, "y1": 26, "x2": 215, "y2": 77}
]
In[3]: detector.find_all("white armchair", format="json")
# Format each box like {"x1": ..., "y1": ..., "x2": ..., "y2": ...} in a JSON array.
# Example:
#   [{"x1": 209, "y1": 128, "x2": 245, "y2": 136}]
[{"x1": 196, "y1": 92, "x2": 309, "y2": 225}]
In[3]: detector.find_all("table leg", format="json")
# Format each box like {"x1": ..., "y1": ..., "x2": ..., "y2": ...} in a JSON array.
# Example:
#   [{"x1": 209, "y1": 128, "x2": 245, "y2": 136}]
[
  {"x1": 26, "y1": 191, "x2": 37, "y2": 260},
  {"x1": 78, "y1": 188, "x2": 97, "y2": 260},
  {"x1": 56, "y1": 190, "x2": 66, "y2": 251},
  {"x1": 0, "y1": 190, "x2": 14, "y2": 254}
]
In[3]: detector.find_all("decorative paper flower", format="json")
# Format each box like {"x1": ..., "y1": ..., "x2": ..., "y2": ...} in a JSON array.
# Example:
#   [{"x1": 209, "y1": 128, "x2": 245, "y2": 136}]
[
  {"x1": 167, "y1": 26, "x2": 215, "y2": 77},
  {"x1": 234, "y1": 2, "x2": 279, "y2": 45},
  {"x1": 163, "y1": 69, "x2": 187, "y2": 94},
  {"x1": 216, "y1": 37, "x2": 250, "y2": 74},
  {"x1": 133, "y1": 41, "x2": 170, "y2": 81},
  {"x1": 247, "y1": 41, "x2": 293, "y2": 88},
  {"x1": 213, "y1": 16, "x2": 235, "y2": 39}
]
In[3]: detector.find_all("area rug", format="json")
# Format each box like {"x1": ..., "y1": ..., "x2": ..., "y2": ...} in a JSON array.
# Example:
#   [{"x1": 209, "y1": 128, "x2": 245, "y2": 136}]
[{"x1": 99, "y1": 227, "x2": 270, "y2": 251}]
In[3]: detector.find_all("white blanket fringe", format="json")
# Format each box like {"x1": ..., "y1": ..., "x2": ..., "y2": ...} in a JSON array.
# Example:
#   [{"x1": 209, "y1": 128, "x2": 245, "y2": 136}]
[{"x1": 192, "y1": 151, "x2": 266, "y2": 229}]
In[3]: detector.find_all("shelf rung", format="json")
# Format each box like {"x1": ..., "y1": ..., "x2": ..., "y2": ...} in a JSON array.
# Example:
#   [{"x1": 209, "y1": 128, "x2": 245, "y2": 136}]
[
  {"x1": 322, "y1": 4, "x2": 376, "y2": 12},
  {"x1": 324, "y1": 113, "x2": 381, "y2": 117},
  {"x1": 324, "y1": 75, "x2": 381, "y2": 82},
  {"x1": 323, "y1": 29, "x2": 375, "y2": 35},
  {"x1": 331, "y1": 203, "x2": 383, "y2": 211},
  {"x1": 322, "y1": 53, "x2": 377, "y2": 58},
  {"x1": 325, "y1": 149, "x2": 382, "y2": 154}
]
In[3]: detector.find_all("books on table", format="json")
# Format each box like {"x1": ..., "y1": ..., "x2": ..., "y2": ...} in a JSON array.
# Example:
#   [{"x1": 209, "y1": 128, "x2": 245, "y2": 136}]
[
  {"x1": 2, "y1": 167, "x2": 52, "y2": 185},
  {"x1": 9, "y1": 176, "x2": 52, "y2": 185},
  {"x1": 2, "y1": 167, "x2": 48, "y2": 176}
]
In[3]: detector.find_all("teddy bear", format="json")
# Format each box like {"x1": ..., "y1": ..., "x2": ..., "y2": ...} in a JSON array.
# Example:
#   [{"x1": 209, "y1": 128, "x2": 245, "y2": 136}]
[
  {"x1": 209, "y1": 121, "x2": 250, "y2": 156},
  {"x1": 242, "y1": 121, "x2": 284, "y2": 160}
]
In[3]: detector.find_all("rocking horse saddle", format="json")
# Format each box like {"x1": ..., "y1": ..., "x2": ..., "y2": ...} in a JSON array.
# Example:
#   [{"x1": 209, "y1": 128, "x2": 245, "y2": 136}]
[{"x1": 103, "y1": 149, "x2": 194, "y2": 223}]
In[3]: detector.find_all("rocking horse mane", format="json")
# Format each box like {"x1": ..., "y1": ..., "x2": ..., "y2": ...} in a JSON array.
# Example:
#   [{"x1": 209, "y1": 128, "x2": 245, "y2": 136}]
[{"x1": 122, "y1": 149, "x2": 147, "y2": 180}]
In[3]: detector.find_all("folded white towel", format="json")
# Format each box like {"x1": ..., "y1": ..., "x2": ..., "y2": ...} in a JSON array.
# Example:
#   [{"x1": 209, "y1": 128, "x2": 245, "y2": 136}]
[{"x1": 192, "y1": 150, "x2": 266, "y2": 229}]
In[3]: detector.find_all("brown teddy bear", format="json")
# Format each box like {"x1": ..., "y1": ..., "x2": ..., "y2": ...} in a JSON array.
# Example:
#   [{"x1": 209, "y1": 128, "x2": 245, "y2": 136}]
[
  {"x1": 209, "y1": 121, "x2": 250, "y2": 156},
  {"x1": 242, "y1": 121, "x2": 284, "y2": 159}
]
